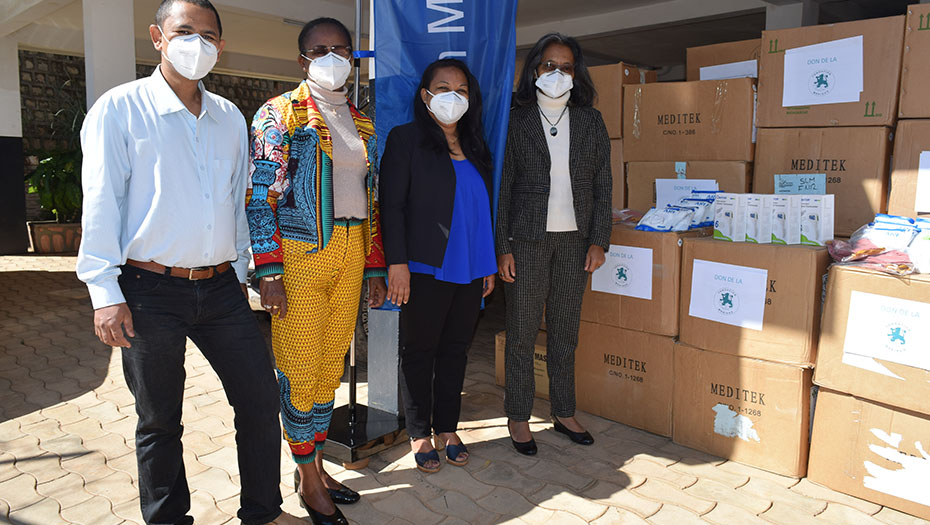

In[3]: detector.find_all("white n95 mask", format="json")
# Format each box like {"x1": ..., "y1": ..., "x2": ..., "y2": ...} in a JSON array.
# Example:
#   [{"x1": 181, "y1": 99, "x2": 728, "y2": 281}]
[
  {"x1": 304, "y1": 52, "x2": 352, "y2": 91},
  {"x1": 159, "y1": 26, "x2": 218, "y2": 80},
  {"x1": 427, "y1": 90, "x2": 469, "y2": 125},
  {"x1": 535, "y1": 70, "x2": 573, "y2": 99}
]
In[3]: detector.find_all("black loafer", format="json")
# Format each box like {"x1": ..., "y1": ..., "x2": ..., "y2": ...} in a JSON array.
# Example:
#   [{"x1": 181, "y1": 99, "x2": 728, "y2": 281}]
[
  {"x1": 297, "y1": 489, "x2": 348, "y2": 525},
  {"x1": 552, "y1": 416, "x2": 594, "y2": 445},
  {"x1": 510, "y1": 437, "x2": 538, "y2": 455},
  {"x1": 294, "y1": 468, "x2": 360, "y2": 505}
]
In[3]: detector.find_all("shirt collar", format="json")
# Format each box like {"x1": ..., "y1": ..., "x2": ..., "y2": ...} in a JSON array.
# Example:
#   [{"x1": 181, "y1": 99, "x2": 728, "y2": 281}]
[{"x1": 150, "y1": 65, "x2": 219, "y2": 122}]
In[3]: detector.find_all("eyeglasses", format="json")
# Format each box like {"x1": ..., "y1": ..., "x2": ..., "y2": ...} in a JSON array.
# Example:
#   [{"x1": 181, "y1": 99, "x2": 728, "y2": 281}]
[
  {"x1": 302, "y1": 45, "x2": 353, "y2": 59},
  {"x1": 539, "y1": 60, "x2": 575, "y2": 75}
]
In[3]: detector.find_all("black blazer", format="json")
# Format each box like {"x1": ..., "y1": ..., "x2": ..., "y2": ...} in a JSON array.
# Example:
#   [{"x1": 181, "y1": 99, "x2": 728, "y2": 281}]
[
  {"x1": 495, "y1": 104, "x2": 612, "y2": 255},
  {"x1": 379, "y1": 121, "x2": 494, "y2": 267}
]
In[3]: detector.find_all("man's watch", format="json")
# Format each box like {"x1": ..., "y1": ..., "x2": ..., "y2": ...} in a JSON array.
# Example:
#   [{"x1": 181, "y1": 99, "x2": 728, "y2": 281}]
[{"x1": 261, "y1": 274, "x2": 283, "y2": 282}]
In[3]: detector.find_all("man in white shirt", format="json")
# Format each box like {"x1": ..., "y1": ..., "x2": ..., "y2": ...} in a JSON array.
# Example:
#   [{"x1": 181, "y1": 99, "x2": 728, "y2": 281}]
[{"x1": 77, "y1": 1, "x2": 303, "y2": 524}]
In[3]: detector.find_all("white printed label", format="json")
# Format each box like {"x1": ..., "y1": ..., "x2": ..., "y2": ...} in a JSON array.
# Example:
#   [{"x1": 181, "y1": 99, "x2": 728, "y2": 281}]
[
  {"x1": 843, "y1": 291, "x2": 930, "y2": 372},
  {"x1": 712, "y1": 404, "x2": 760, "y2": 442},
  {"x1": 916, "y1": 151, "x2": 930, "y2": 214},
  {"x1": 782, "y1": 36, "x2": 864, "y2": 107},
  {"x1": 863, "y1": 429, "x2": 930, "y2": 506},
  {"x1": 591, "y1": 245, "x2": 653, "y2": 300},
  {"x1": 688, "y1": 259, "x2": 768, "y2": 330}
]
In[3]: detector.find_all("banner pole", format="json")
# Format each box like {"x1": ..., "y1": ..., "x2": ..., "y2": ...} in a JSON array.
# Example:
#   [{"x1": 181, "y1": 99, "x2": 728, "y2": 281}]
[{"x1": 353, "y1": 0, "x2": 361, "y2": 107}]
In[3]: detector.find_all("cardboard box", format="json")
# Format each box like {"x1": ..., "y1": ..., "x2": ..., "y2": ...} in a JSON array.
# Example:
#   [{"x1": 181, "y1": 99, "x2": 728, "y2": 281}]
[
  {"x1": 673, "y1": 344, "x2": 813, "y2": 477},
  {"x1": 575, "y1": 322, "x2": 674, "y2": 437},
  {"x1": 814, "y1": 265, "x2": 930, "y2": 415},
  {"x1": 611, "y1": 139, "x2": 625, "y2": 210},
  {"x1": 899, "y1": 5, "x2": 930, "y2": 118},
  {"x1": 582, "y1": 224, "x2": 709, "y2": 336},
  {"x1": 625, "y1": 161, "x2": 752, "y2": 212},
  {"x1": 757, "y1": 15, "x2": 905, "y2": 128},
  {"x1": 753, "y1": 127, "x2": 892, "y2": 236},
  {"x1": 889, "y1": 119, "x2": 930, "y2": 218},
  {"x1": 494, "y1": 330, "x2": 549, "y2": 399},
  {"x1": 687, "y1": 39, "x2": 762, "y2": 81},
  {"x1": 590, "y1": 63, "x2": 657, "y2": 139},
  {"x1": 808, "y1": 389, "x2": 930, "y2": 520},
  {"x1": 679, "y1": 237, "x2": 830, "y2": 366},
  {"x1": 622, "y1": 79, "x2": 757, "y2": 162}
]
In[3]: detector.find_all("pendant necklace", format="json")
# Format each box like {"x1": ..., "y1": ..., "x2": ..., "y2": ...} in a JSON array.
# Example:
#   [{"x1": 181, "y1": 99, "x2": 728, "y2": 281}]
[{"x1": 539, "y1": 105, "x2": 568, "y2": 136}]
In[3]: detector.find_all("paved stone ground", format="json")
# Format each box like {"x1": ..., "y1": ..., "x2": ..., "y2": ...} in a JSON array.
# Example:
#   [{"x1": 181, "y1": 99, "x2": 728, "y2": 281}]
[{"x1": 1, "y1": 254, "x2": 928, "y2": 524}]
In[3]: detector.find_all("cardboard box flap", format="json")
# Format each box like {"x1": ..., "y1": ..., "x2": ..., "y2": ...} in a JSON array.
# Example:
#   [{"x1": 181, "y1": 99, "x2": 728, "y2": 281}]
[
  {"x1": 899, "y1": 5, "x2": 930, "y2": 118},
  {"x1": 889, "y1": 119, "x2": 930, "y2": 219}
]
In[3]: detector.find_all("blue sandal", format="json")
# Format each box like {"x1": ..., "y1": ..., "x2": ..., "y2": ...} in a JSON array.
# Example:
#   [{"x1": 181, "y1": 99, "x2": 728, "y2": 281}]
[
  {"x1": 414, "y1": 449, "x2": 441, "y2": 473},
  {"x1": 445, "y1": 442, "x2": 469, "y2": 467}
]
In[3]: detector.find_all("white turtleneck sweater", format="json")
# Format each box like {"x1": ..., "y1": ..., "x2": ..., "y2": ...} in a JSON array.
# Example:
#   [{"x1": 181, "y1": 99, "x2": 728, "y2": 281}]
[
  {"x1": 307, "y1": 80, "x2": 368, "y2": 220},
  {"x1": 538, "y1": 90, "x2": 577, "y2": 232}
]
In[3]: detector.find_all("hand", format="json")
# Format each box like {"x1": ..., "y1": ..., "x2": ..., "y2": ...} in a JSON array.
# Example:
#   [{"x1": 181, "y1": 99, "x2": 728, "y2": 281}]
[
  {"x1": 482, "y1": 274, "x2": 496, "y2": 298},
  {"x1": 240, "y1": 283, "x2": 249, "y2": 299},
  {"x1": 584, "y1": 245, "x2": 606, "y2": 273},
  {"x1": 259, "y1": 277, "x2": 288, "y2": 319},
  {"x1": 368, "y1": 276, "x2": 387, "y2": 308},
  {"x1": 387, "y1": 264, "x2": 411, "y2": 305},
  {"x1": 94, "y1": 303, "x2": 135, "y2": 348},
  {"x1": 497, "y1": 254, "x2": 516, "y2": 283}
]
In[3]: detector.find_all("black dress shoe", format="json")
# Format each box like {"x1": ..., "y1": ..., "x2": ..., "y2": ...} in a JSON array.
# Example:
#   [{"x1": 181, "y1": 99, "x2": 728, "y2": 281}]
[
  {"x1": 511, "y1": 437, "x2": 538, "y2": 456},
  {"x1": 552, "y1": 416, "x2": 595, "y2": 445},
  {"x1": 294, "y1": 467, "x2": 360, "y2": 505},
  {"x1": 298, "y1": 489, "x2": 349, "y2": 525}
]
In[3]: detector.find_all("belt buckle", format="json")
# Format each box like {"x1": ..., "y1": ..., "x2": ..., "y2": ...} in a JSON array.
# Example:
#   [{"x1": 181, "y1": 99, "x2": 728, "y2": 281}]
[{"x1": 188, "y1": 266, "x2": 210, "y2": 280}]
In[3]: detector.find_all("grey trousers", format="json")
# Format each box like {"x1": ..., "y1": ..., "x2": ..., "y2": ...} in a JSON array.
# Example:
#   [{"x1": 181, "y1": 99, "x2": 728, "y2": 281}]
[{"x1": 504, "y1": 231, "x2": 589, "y2": 421}]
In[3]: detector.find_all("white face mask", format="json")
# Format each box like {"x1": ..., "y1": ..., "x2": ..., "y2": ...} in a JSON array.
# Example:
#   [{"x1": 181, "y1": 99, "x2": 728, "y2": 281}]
[
  {"x1": 535, "y1": 70, "x2": 573, "y2": 99},
  {"x1": 426, "y1": 90, "x2": 469, "y2": 125},
  {"x1": 304, "y1": 52, "x2": 352, "y2": 91},
  {"x1": 158, "y1": 26, "x2": 218, "y2": 81}
]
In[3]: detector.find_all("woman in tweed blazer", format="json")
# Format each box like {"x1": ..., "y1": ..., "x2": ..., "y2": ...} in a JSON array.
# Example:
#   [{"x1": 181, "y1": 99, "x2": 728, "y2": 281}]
[{"x1": 496, "y1": 33, "x2": 612, "y2": 455}]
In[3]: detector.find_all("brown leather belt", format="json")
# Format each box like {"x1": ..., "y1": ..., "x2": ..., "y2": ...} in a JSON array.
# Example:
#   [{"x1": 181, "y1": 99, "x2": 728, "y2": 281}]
[{"x1": 126, "y1": 259, "x2": 232, "y2": 280}]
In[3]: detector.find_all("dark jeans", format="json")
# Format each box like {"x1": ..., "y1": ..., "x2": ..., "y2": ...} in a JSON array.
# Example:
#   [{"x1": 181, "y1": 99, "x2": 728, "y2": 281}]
[
  {"x1": 400, "y1": 274, "x2": 484, "y2": 439},
  {"x1": 118, "y1": 265, "x2": 283, "y2": 525}
]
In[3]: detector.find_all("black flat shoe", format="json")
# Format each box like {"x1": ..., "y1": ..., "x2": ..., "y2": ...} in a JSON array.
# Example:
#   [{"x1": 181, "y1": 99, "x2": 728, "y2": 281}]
[
  {"x1": 552, "y1": 416, "x2": 595, "y2": 445},
  {"x1": 511, "y1": 437, "x2": 538, "y2": 456},
  {"x1": 294, "y1": 467, "x2": 360, "y2": 506},
  {"x1": 297, "y1": 488, "x2": 348, "y2": 525}
]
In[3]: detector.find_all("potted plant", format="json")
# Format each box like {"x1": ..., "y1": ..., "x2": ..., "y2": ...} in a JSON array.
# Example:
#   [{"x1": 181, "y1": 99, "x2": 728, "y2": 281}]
[{"x1": 24, "y1": 79, "x2": 85, "y2": 253}]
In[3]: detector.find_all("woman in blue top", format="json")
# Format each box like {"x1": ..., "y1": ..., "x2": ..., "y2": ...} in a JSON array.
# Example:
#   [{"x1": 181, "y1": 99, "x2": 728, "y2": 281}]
[{"x1": 379, "y1": 58, "x2": 497, "y2": 473}]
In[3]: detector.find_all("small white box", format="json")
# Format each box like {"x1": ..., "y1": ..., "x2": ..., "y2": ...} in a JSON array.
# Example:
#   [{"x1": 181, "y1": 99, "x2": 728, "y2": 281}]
[
  {"x1": 770, "y1": 195, "x2": 802, "y2": 245},
  {"x1": 746, "y1": 194, "x2": 773, "y2": 244},
  {"x1": 800, "y1": 195, "x2": 835, "y2": 246},
  {"x1": 713, "y1": 193, "x2": 749, "y2": 242}
]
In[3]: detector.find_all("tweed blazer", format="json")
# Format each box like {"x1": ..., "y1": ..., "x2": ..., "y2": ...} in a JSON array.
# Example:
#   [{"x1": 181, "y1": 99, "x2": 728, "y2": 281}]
[{"x1": 495, "y1": 103, "x2": 612, "y2": 255}]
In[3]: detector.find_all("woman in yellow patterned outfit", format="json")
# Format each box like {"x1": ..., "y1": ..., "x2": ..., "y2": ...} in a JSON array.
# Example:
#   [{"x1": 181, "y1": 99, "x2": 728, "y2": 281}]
[{"x1": 246, "y1": 18, "x2": 386, "y2": 525}]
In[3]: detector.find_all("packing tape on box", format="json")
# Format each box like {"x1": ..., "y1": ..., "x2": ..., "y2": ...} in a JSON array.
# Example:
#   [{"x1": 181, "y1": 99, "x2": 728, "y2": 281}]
[
  {"x1": 712, "y1": 80, "x2": 728, "y2": 135},
  {"x1": 640, "y1": 70, "x2": 646, "y2": 84},
  {"x1": 632, "y1": 86, "x2": 643, "y2": 139}
]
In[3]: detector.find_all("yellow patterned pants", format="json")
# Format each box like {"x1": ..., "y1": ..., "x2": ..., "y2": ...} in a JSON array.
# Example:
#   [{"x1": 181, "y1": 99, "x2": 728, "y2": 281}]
[{"x1": 272, "y1": 222, "x2": 365, "y2": 462}]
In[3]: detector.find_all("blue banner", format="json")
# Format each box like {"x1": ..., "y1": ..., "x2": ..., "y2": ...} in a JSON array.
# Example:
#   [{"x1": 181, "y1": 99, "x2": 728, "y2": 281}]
[{"x1": 373, "y1": 0, "x2": 518, "y2": 216}]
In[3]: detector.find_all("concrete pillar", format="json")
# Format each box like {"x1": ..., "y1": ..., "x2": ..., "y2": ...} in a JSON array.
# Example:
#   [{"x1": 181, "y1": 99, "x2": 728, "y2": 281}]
[
  {"x1": 0, "y1": 36, "x2": 27, "y2": 254},
  {"x1": 82, "y1": 0, "x2": 136, "y2": 107},
  {"x1": 766, "y1": 1, "x2": 819, "y2": 30}
]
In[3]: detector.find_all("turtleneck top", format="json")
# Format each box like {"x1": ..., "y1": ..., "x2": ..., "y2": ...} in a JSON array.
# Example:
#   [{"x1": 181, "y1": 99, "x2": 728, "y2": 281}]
[
  {"x1": 307, "y1": 80, "x2": 368, "y2": 220},
  {"x1": 537, "y1": 90, "x2": 577, "y2": 232}
]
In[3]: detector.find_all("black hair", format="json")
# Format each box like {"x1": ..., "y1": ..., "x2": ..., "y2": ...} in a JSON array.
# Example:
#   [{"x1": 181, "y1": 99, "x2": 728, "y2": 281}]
[
  {"x1": 514, "y1": 32, "x2": 596, "y2": 108},
  {"x1": 155, "y1": 0, "x2": 222, "y2": 36},
  {"x1": 413, "y1": 59, "x2": 492, "y2": 176},
  {"x1": 298, "y1": 17, "x2": 353, "y2": 53}
]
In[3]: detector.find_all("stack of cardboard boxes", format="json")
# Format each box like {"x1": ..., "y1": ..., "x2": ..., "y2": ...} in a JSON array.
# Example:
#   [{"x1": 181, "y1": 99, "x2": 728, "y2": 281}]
[
  {"x1": 808, "y1": 266, "x2": 930, "y2": 520},
  {"x1": 753, "y1": 16, "x2": 904, "y2": 236},
  {"x1": 889, "y1": 5, "x2": 930, "y2": 219},
  {"x1": 672, "y1": 238, "x2": 829, "y2": 477}
]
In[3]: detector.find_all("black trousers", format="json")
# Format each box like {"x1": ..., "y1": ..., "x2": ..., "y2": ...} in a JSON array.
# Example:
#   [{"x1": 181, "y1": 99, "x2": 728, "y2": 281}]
[
  {"x1": 119, "y1": 265, "x2": 283, "y2": 525},
  {"x1": 504, "y1": 231, "x2": 588, "y2": 421},
  {"x1": 400, "y1": 273, "x2": 484, "y2": 439}
]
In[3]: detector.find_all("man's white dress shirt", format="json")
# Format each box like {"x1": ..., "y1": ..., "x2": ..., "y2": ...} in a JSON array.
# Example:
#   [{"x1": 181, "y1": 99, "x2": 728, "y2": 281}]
[{"x1": 77, "y1": 67, "x2": 250, "y2": 309}]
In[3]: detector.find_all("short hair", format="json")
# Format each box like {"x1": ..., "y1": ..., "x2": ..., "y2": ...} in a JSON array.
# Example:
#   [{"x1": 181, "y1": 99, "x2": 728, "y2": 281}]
[
  {"x1": 514, "y1": 33, "x2": 597, "y2": 108},
  {"x1": 298, "y1": 17, "x2": 353, "y2": 53},
  {"x1": 155, "y1": 0, "x2": 223, "y2": 36}
]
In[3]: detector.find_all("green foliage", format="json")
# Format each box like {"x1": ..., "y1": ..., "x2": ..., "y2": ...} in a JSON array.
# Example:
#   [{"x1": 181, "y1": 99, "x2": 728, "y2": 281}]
[{"x1": 24, "y1": 79, "x2": 86, "y2": 223}]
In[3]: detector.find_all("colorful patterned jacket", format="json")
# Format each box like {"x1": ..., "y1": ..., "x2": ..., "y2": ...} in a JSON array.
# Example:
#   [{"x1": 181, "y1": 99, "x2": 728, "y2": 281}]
[{"x1": 246, "y1": 81, "x2": 386, "y2": 279}]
